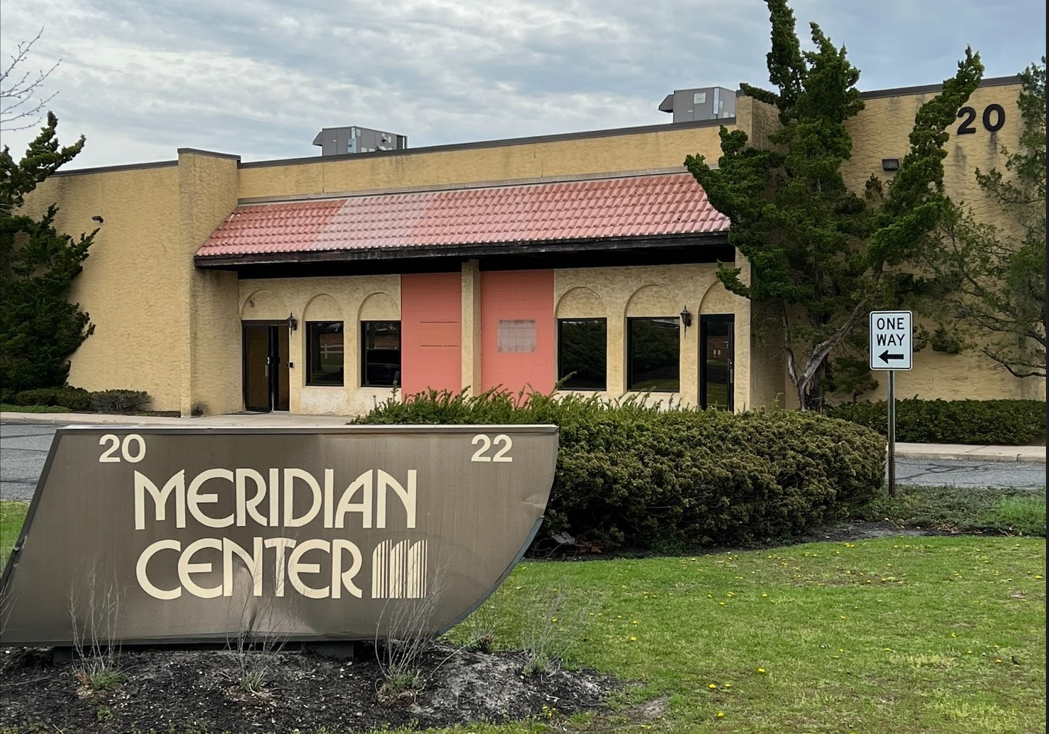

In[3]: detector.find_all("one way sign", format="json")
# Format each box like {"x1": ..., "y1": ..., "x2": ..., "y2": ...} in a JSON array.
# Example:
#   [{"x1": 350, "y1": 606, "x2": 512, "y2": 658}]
[{"x1": 869, "y1": 310, "x2": 913, "y2": 370}]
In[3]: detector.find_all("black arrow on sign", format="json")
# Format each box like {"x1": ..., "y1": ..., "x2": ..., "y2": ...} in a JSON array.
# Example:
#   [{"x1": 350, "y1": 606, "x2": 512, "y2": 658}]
[{"x1": 879, "y1": 350, "x2": 904, "y2": 362}]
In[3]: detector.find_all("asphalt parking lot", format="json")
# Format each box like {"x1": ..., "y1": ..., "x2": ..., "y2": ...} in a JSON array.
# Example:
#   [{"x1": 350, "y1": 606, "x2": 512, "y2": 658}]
[
  {"x1": 892, "y1": 455, "x2": 1045, "y2": 490},
  {"x1": 1, "y1": 423, "x2": 56, "y2": 502},
  {"x1": 1, "y1": 422, "x2": 1044, "y2": 503}
]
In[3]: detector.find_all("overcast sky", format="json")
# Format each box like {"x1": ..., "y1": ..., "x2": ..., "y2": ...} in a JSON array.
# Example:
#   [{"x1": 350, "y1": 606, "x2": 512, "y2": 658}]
[{"x1": 1, "y1": 0, "x2": 1044, "y2": 169}]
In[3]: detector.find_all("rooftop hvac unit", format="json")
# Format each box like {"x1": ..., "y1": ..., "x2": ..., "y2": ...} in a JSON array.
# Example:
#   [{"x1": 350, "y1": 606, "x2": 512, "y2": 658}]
[
  {"x1": 658, "y1": 87, "x2": 736, "y2": 123},
  {"x1": 312, "y1": 126, "x2": 408, "y2": 156}
]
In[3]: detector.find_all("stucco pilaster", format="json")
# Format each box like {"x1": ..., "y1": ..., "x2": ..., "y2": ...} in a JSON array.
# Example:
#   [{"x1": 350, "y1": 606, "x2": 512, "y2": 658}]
[
  {"x1": 178, "y1": 149, "x2": 241, "y2": 416},
  {"x1": 460, "y1": 260, "x2": 482, "y2": 393}
]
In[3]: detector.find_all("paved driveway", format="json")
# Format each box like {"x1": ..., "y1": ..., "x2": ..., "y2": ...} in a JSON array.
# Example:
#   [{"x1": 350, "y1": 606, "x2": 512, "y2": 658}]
[
  {"x1": 2, "y1": 421, "x2": 1044, "y2": 504},
  {"x1": 893, "y1": 457, "x2": 1045, "y2": 490},
  {"x1": 1, "y1": 423, "x2": 57, "y2": 502}
]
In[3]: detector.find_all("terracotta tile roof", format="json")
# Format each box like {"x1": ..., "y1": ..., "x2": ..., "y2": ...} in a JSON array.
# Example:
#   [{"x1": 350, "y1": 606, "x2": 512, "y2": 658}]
[{"x1": 196, "y1": 173, "x2": 729, "y2": 259}]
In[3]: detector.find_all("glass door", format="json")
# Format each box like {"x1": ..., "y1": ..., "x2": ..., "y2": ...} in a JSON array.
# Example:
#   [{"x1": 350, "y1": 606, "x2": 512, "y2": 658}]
[
  {"x1": 700, "y1": 315, "x2": 734, "y2": 411},
  {"x1": 242, "y1": 323, "x2": 290, "y2": 412}
]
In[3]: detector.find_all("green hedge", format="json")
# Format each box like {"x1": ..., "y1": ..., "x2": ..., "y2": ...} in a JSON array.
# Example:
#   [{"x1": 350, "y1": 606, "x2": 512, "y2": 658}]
[
  {"x1": 354, "y1": 389, "x2": 885, "y2": 552},
  {"x1": 826, "y1": 399, "x2": 1046, "y2": 445},
  {"x1": 7, "y1": 386, "x2": 152, "y2": 414},
  {"x1": 10, "y1": 386, "x2": 94, "y2": 411}
]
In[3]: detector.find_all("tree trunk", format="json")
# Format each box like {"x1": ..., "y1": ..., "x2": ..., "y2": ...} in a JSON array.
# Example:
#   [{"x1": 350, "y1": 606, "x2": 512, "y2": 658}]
[
  {"x1": 784, "y1": 304, "x2": 864, "y2": 412},
  {"x1": 793, "y1": 359, "x2": 827, "y2": 412},
  {"x1": 794, "y1": 377, "x2": 810, "y2": 412}
]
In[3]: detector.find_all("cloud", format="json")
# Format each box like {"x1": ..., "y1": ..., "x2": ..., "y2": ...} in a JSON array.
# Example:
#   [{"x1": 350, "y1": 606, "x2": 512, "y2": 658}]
[{"x1": 0, "y1": 0, "x2": 1043, "y2": 169}]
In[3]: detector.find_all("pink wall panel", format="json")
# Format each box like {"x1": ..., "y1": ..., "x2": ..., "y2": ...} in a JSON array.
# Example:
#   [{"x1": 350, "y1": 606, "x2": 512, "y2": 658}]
[
  {"x1": 480, "y1": 270, "x2": 555, "y2": 394},
  {"x1": 401, "y1": 273, "x2": 462, "y2": 396}
]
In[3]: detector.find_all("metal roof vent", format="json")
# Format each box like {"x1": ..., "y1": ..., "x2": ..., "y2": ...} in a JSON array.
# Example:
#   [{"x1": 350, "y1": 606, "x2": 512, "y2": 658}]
[
  {"x1": 312, "y1": 126, "x2": 408, "y2": 156},
  {"x1": 659, "y1": 87, "x2": 736, "y2": 123}
]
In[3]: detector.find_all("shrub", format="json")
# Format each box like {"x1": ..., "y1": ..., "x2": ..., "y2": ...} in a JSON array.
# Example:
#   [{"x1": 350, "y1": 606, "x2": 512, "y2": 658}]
[
  {"x1": 11, "y1": 386, "x2": 94, "y2": 411},
  {"x1": 827, "y1": 399, "x2": 1046, "y2": 445},
  {"x1": 354, "y1": 389, "x2": 885, "y2": 551},
  {"x1": 0, "y1": 403, "x2": 69, "y2": 413},
  {"x1": 91, "y1": 389, "x2": 151, "y2": 414},
  {"x1": 11, "y1": 388, "x2": 60, "y2": 407}
]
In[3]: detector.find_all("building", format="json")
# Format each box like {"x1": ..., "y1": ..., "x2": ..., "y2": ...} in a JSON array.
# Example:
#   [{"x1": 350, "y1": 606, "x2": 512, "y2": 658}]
[{"x1": 20, "y1": 76, "x2": 1044, "y2": 416}]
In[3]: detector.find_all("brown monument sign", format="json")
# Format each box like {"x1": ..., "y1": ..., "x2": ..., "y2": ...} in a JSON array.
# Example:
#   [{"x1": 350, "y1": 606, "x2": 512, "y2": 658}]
[{"x1": 0, "y1": 425, "x2": 558, "y2": 646}]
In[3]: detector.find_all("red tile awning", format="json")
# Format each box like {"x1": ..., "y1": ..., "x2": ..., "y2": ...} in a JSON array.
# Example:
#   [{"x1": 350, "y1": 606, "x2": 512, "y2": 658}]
[{"x1": 195, "y1": 172, "x2": 729, "y2": 262}]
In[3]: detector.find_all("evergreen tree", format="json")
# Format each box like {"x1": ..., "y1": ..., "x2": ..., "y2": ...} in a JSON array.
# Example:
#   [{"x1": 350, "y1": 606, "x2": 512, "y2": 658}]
[
  {"x1": 686, "y1": 0, "x2": 983, "y2": 410},
  {"x1": 0, "y1": 112, "x2": 95, "y2": 396}
]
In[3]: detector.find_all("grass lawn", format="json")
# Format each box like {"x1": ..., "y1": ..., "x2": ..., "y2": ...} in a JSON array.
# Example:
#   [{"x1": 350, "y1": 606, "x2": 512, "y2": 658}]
[
  {"x1": 0, "y1": 500, "x2": 29, "y2": 568},
  {"x1": 450, "y1": 535, "x2": 1045, "y2": 734},
  {"x1": 857, "y1": 485, "x2": 1047, "y2": 536},
  {"x1": 0, "y1": 494, "x2": 1045, "y2": 733}
]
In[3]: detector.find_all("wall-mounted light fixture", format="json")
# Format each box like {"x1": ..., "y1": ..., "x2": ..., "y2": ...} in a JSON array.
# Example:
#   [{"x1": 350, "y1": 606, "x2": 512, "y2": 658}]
[
  {"x1": 680, "y1": 306, "x2": 693, "y2": 332},
  {"x1": 286, "y1": 313, "x2": 298, "y2": 332},
  {"x1": 881, "y1": 158, "x2": 900, "y2": 172},
  {"x1": 91, "y1": 215, "x2": 104, "y2": 224}
]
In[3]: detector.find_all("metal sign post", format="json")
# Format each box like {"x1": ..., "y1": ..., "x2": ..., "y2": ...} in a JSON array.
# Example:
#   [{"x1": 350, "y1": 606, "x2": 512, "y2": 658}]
[
  {"x1": 887, "y1": 370, "x2": 896, "y2": 495},
  {"x1": 869, "y1": 311, "x2": 913, "y2": 497}
]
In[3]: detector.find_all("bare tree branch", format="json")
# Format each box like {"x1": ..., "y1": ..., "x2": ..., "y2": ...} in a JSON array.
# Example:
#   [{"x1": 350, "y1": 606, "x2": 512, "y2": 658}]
[{"x1": 1, "y1": 28, "x2": 60, "y2": 132}]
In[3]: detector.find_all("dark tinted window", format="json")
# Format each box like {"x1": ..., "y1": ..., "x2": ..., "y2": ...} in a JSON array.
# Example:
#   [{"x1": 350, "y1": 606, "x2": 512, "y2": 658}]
[
  {"x1": 362, "y1": 321, "x2": 401, "y2": 387},
  {"x1": 306, "y1": 322, "x2": 344, "y2": 386},
  {"x1": 558, "y1": 319, "x2": 607, "y2": 390},
  {"x1": 627, "y1": 317, "x2": 679, "y2": 392}
]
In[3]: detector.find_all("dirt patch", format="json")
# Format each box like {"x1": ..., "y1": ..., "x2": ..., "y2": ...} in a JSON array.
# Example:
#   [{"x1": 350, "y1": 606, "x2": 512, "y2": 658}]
[
  {"x1": 795, "y1": 520, "x2": 949, "y2": 543},
  {"x1": 0, "y1": 643, "x2": 615, "y2": 733},
  {"x1": 535, "y1": 521, "x2": 953, "y2": 562}
]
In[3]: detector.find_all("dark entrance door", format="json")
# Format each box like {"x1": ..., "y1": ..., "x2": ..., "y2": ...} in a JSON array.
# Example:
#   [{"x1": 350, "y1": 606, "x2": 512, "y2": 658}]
[
  {"x1": 700, "y1": 315, "x2": 734, "y2": 411},
  {"x1": 242, "y1": 323, "x2": 290, "y2": 412}
]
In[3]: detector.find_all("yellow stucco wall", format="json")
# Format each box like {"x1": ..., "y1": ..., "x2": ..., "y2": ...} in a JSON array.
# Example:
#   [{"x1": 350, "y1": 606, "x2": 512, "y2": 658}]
[
  {"x1": 238, "y1": 125, "x2": 729, "y2": 199},
  {"x1": 17, "y1": 78, "x2": 1040, "y2": 416},
  {"x1": 743, "y1": 80, "x2": 1041, "y2": 407},
  {"x1": 846, "y1": 83, "x2": 1022, "y2": 226},
  {"x1": 735, "y1": 95, "x2": 781, "y2": 151},
  {"x1": 856, "y1": 315, "x2": 1045, "y2": 403},
  {"x1": 747, "y1": 305, "x2": 788, "y2": 409},
  {"x1": 179, "y1": 151, "x2": 243, "y2": 416},
  {"x1": 737, "y1": 80, "x2": 1024, "y2": 228},
  {"x1": 21, "y1": 152, "x2": 244, "y2": 414},
  {"x1": 239, "y1": 275, "x2": 401, "y2": 415},
  {"x1": 845, "y1": 80, "x2": 1039, "y2": 403},
  {"x1": 554, "y1": 264, "x2": 750, "y2": 409},
  {"x1": 23, "y1": 165, "x2": 184, "y2": 409},
  {"x1": 884, "y1": 349, "x2": 1033, "y2": 401}
]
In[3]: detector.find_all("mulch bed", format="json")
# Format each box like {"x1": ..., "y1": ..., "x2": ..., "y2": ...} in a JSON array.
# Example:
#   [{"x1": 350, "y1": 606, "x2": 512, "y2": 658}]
[{"x1": 0, "y1": 643, "x2": 615, "y2": 733}]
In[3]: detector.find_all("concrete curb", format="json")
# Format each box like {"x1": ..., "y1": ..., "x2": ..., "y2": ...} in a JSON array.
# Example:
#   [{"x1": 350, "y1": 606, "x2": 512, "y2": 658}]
[
  {"x1": 895, "y1": 441, "x2": 1046, "y2": 464},
  {"x1": 893, "y1": 448, "x2": 1046, "y2": 464},
  {"x1": 0, "y1": 412, "x2": 355, "y2": 427},
  {"x1": 2, "y1": 412, "x2": 188, "y2": 426}
]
